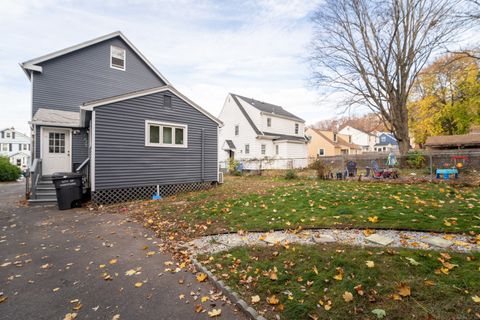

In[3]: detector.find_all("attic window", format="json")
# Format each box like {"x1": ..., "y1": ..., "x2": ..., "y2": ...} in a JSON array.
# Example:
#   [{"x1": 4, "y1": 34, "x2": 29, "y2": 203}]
[
  {"x1": 295, "y1": 123, "x2": 299, "y2": 134},
  {"x1": 333, "y1": 133, "x2": 337, "y2": 142},
  {"x1": 164, "y1": 95, "x2": 172, "y2": 108},
  {"x1": 381, "y1": 136, "x2": 386, "y2": 142},
  {"x1": 110, "y1": 46, "x2": 126, "y2": 70},
  {"x1": 267, "y1": 118, "x2": 271, "y2": 127}
]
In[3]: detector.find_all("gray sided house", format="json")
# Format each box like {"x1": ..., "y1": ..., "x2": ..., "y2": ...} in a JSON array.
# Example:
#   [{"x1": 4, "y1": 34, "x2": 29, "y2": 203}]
[{"x1": 21, "y1": 31, "x2": 221, "y2": 204}]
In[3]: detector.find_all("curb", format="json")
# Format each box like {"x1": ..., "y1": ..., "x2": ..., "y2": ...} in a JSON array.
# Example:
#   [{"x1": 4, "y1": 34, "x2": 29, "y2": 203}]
[{"x1": 191, "y1": 258, "x2": 266, "y2": 320}]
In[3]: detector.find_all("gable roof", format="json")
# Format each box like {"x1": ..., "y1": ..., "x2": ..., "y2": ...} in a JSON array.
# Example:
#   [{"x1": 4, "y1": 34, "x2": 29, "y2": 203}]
[
  {"x1": 80, "y1": 85, "x2": 222, "y2": 126},
  {"x1": 230, "y1": 94, "x2": 262, "y2": 135},
  {"x1": 309, "y1": 128, "x2": 361, "y2": 149},
  {"x1": 425, "y1": 133, "x2": 480, "y2": 147},
  {"x1": 262, "y1": 132, "x2": 307, "y2": 142},
  {"x1": 233, "y1": 94, "x2": 304, "y2": 122},
  {"x1": 339, "y1": 125, "x2": 375, "y2": 136},
  {"x1": 375, "y1": 132, "x2": 398, "y2": 146},
  {"x1": 224, "y1": 140, "x2": 236, "y2": 150},
  {"x1": 20, "y1": 31, "x2": 171, "y2": 85}
]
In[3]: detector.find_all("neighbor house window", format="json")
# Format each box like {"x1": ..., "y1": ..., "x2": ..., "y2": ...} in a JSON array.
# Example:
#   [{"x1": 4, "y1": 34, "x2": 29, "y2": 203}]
[
  {"x1": 245, "y1": 144, "x2": 250, "y2": 154},
  {"x1": 16, "y1": 159, "x2": 21, "y2": 166},
  {"x1": 6, "y1": 132, "x2": 10, "y2": 138},
  {"x1": 261, "y1": 144, "x2": 266, "y2": 155},
  {"x1": 267, "y1": 118, "x2": 271, "y2": 127},
  {"x1": 295, "y1": 123, "x2": 299, "y2": 134},
  {"x1": 275, "y1": 145, "x2": 279, "y2": 155},
  {"x1": 110, "y1": 46, "x2": 126, "y2": 70},
  {"x1": 235, "y1": 125, "x2": 239, "y2": 136},
  {"x1": 146, "y1": 120, "x2": 187, "y2": 148},
  {"x1": 1, "y1": 144, "x2": 7, "y2": 152},
  {"x1": 318, "y1": 148, "x2": 325, "y2": 156},
  {"x1": 333, "y1": 133, "x2": 337, "y2": 142},
  {"x1": 348, "y1": 136, "x2": 352, "y2": 143},
  {"x1": 380, "y1": 136, "x2": 386, "y2": 142}
]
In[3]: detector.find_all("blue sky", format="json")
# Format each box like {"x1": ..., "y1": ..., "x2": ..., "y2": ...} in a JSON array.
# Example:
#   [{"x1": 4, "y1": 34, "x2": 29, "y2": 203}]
[
  {"x1": 1, "y1": 1, "x2": 477, "y2": 135},
  {"x1": 1, "y1": 0, "x2": 348, "y2": 135}
]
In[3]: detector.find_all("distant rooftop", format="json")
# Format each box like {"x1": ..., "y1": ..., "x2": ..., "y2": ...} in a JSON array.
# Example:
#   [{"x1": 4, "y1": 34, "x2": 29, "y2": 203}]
[{"x1": 232, "y1": 94, "x2": 304, "y2": 122}]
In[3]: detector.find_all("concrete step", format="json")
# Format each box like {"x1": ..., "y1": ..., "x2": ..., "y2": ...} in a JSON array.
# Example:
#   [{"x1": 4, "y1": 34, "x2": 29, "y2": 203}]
[
  {"x1": 28, "y1": 198, "x2": 57, "y2": 204},
  {"x1": 36, "y1": 191, "x2": 57, "y2": 198},
  {"x1": 36, "y1": 185, "x2": 55, "y2": 191}
]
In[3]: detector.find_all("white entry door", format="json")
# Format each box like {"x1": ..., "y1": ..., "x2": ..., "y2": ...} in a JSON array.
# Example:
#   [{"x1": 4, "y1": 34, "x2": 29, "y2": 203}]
[{"x1": 41, "y1": 128, "x2": 71, "y2": 175}]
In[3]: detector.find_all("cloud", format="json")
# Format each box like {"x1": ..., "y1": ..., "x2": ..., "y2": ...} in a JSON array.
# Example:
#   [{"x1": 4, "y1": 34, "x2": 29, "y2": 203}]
[{"x1": 0, "y1": 0, "x2": 334, "y2": 136}]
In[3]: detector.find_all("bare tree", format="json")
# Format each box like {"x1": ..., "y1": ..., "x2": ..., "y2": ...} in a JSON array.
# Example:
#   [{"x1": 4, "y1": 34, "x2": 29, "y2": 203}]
[{"x1": 310, "y1": 0, "x2": 465, "y2": 154}]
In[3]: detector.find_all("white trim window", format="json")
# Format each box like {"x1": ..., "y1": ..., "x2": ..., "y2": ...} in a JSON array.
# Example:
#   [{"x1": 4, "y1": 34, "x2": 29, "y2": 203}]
[
  {"x1": 1, "y1": 144, "x2": 7, "y2": 152},
  {"x1": 275, "y1": 144, "x2": 279, "y2": 155},
  {"x1": 245, "y1": 144, "x2": 250, "y2": 154},
  {"x1": 267, "y1": 117, "x2": 271, "y2": 127},
  {"x1": 261, "y1": 144, "x2": 266, "y2": 155},
  {"x1": 318, "y1": 148, "x2": 325, "y2": 156},
  {"x1": 145, "y1": 120, "x2": 188, "y2": 148},
  {"x1": 295, "y1": 123, "x2": 299, "y2": 134},
  {"x1": 110, "y1": 45, "x2": 126, "y2": 71},
  {"x1": 234, "y1": 125, "x2": 239, "y2": 136}
]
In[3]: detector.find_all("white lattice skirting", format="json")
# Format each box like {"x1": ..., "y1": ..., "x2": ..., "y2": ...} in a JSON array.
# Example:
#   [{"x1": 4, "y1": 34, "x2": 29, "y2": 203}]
[{"x1": 91, "y1": 182, "x2": 215, "y2": 205}]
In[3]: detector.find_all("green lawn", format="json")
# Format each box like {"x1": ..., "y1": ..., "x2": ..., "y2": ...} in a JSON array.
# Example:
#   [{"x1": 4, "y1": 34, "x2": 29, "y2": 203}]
[
  {"x1": 123, "y1": 177, "x2": 480, "y2": 242},
  {"x1": 200, "y1": 244, "x2": 480, "y2": 320},
  {"x1": 193, "y1": 180, "x2": 480, "y2": 233}
]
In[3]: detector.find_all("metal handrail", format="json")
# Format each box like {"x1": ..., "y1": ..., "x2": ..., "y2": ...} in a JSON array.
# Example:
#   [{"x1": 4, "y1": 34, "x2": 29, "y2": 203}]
[
  {"x1": 76, "y1": 157, "x2": 90, "y2": 189},
  {"x1": 75, "y1": 157, "x2": 90, "y2": 172},
  {"x1": 29, "y1": 158, "x2": 42, "y2": 199}
]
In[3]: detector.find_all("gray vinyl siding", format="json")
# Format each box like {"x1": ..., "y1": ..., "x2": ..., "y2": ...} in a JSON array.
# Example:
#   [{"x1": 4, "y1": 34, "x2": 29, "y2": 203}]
[
  {"x1": 34, "y1": 125, "x2": 88, "y2": 168},
  {"x1": 32, "y1": 37, "x2": 165, "y2": 116},
  {"x1": 94, "y1": 91, "x2": 218, "y2": 190}
]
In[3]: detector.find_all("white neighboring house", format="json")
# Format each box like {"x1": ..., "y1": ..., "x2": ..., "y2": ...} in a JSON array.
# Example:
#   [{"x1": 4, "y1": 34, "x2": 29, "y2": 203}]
[
  {"x1": 339, "y1": 125, "x2": 376, "y2": 152},
  {"x1": 218, "y1": 93, "x2": 308, "y2": 170},
  {"x1": 0, "y1": 127, "x2": 31, "y2": 170}
]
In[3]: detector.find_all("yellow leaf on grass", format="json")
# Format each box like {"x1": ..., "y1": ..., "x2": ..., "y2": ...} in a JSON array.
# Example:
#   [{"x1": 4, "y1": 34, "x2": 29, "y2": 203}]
[
  {"x1": 134, "y1": 282, "x2": 143, "y2": 288},
  {"x1": 251, "y1": 295, "x2": 260, "y2": 304},
  {"x1": 368, "y1": 216, "x2": 379, "y2": 223},
  {"x1": 270, "y1": 272, "x2": 278, "y2": 281},
  {"x1": 342, "y1": 291, "x2": 353, "y2": 302},
  {"x1": 443, "y1": 220, "x2": 452, "y2": 227},
  {"x1": 312, "y1": 265, "x2": 319, "y2": 275},
  {"x1": 267, "y1": 295, "x2": 279, "y2": 305},
  {"x1": 333, "y1": 267, "x2": 344, "y2": 281},
  {"x1": 207, "y1": 308, "x2": 222, "y2": 317},
  {"x1": 366, "y1": 261, "x2": 375, "y2": 268},
  {"x1": 196, "y1": 273, "x2": 208, "y2": 282},
  {"x1": 472, "y1": 295, "x2": 480, "y2": 303},
  {"x1": 398, "y1": 283, "x2": 411, "y2": 297}
]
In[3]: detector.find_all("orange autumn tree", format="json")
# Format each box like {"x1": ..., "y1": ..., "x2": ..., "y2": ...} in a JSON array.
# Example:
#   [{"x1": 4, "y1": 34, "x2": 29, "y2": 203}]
[{"x1": 408, "y1": 53, "x2": 480, "y2": 147}]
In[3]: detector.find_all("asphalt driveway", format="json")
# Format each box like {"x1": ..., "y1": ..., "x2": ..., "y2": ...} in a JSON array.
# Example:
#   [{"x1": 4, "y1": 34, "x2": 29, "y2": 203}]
[{"x1": 0, "y1": 182, "x2": 243, "y2": 320}]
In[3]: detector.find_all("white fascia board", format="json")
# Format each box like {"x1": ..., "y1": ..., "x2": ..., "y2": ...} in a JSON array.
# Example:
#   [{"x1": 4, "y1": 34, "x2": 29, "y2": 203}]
[{"x1": 81, "y1": 85, "x2": 222, "y2": 126}]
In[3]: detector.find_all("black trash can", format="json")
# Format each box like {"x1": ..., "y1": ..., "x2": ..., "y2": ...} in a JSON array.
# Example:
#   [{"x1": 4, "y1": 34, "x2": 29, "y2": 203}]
[{"x1": 51, "y1": 172, "x2": 83, "y2": 210}]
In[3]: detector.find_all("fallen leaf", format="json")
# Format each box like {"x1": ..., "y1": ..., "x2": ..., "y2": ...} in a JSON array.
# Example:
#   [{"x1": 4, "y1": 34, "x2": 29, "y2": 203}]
[
  {"x1": 342, "y1": 291, "x2": 353, "y2": 302},
  {"x1": 371, "y1": 309, "x2": 386, "y2": 319},
  {"x1": 64, "y1": 313, "x2": 77, "y2": 320},
  {"x1": 368, "y1": 216, "x2": 379, "y2": 223},
  {"x1": 333, "y1": 267, "x2": 344, "y2": 281},
  {"x1": 312, "y1": 265, "x2": 319, "y2": 275},
  {"x1": 196, "y1": 273, "x2": 208, "y2": 282},
  {"x1": 397, "y1": 283, "x2": 411, "y2": 297},
  {"x1": 366, "y1": 261, "x2": 375, "y2": 268},
  {"x1": 134, "y1": 282, "x2": 143, "y2": 288},
  {"x1": 201, "y1": 296, "x2": 209, "y2": 303},
  {"x1": 406, "y1": 257, "x2": 420, "y2": 266},
  {"x1": 251, "y1": 295, "x2": 260, "y2": 304},
  {"x1": 207, "y1": 309, "x2": 222, "y2": 317},
  {"x1": 472, "y1": 295, "x2": 480, "y2": 303},
  {"x1": 125, "y1": 269, "x2": 137, "y2": 276},
  {"x1": 0, "y1": 296, "x2": 7, "y2": 303},
  {"x1": 109, "y1": 259, "x2": 118, "y2": 265},
  {"x1": 146, "y1": 251, "x2": 156, "y2": 257},
  {"x1": 267, "y1": 295, "x2": 279, "y2": 305},
  {"x1": 195, "y1": 304, "x2": 203, "y2": 313},
  {"x1": 354, "y1": 284, "x2": 364, "y2": 296},
  {"x1": 112, "y1": 315, "x2": 120, "y2": 320}
]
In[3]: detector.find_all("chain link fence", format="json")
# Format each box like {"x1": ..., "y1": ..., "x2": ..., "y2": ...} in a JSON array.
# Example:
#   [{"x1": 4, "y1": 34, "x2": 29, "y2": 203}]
[{"x1": 220, "y1": 149, "x2": 480, "y2": 181}]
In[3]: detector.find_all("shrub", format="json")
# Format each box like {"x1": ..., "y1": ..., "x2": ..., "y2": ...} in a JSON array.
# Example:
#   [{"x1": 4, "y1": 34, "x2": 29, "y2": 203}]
[
  {"x1": 406, "y1": 151, "x2": 426, "y2": 169},
  {"x1": 284, "y1": 169, "x2": 298, "y2": 180},
  {"x1": 227, "y1": 158, "x2": 242, "y2": 176},
  {"x1": 309, "y1": 158, "x2": 331, "y2": 179},
  {"x1": 0, "y1": 156, "x2": 22, "y2": 181}
]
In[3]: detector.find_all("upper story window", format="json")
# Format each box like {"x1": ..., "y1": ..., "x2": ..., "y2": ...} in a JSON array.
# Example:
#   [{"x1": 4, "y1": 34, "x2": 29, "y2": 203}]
[
  {"x1": 295, "y1": 123, "x2": 299, "y2": 134},
  {"x1": 261, "y1": 144, "x2": 266, "y2": 155},
  {"x1": 380, "y1": 136, "x2": 386, "y2": 142},
  {"x1": 145, "y1": 120, "x2": 187, "y2": 148},
  {"x1": 164, "y1": 95, "x2": 172, "y2": 108},
  {"x1": 348, "y1": 135, "x2": 352, "y2": 143},
  {"x1": 333, "y1": 133, "x2": 337, "y2": 142},
  {"x1": 245, "y1": 144, "x2": 250, "y2": 154},
  {"x1": 1, "y1": 144, "x2": 8, "y2": 152},
  {"x1": 6, "y1": 132, "x2": 11, "y2": 138},
  {"x1": 235, "y1": 125, "x2": 239, "y2": 136},
  {"x1": 110, "y1": 46, "x2": 126, "y2": 71},
  {"x1": 275, "y1": 145, "x2": 279, "y2": 155},
  {"x1": 267, "y1": 118, "x2": 271, "y2": 127},
  {"x1": 318, "y1": 148, "x2": 325, "y2": 156}
]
